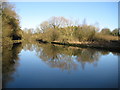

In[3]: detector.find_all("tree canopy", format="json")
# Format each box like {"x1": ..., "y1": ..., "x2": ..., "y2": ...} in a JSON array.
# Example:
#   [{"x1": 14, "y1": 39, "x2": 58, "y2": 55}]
[{"x1": 2, "y1": 2, "x2": 22, "y2": 41}]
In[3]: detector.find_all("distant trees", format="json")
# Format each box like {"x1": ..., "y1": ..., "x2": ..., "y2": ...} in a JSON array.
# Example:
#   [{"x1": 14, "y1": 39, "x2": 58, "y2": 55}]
[
  {"x1": 112, "y1": 28, "x2": 119, "y2": 36},
  {"x1": 100, "y1": 28, "x2": 111, "y2": 35},
  {"x1": 99, "y1": 28, "x2": 119, "y2": 36},
  {"x1": 73, "y1": 25, "x2": 97, "y2": 41},
  {"x1": 22, "y1": 28, "x2": 34, "y2": 41},
  {"x1": 38, "y1": 16, "x2": 71, "y2": 42},
  {"x1": 48, "y1": 16, "x2": 70, "y2": 28},
  {"x1": 100, "y1": 28, "x2": 120, "y2": 36},
  {"x1": 40, "y1": 21, "x2": 50, "y2": 33},
  {"x1": 36, "y1": 16, "x2": 99, "y2": 42},
  {"x1": 39, "y1": 16, "x2": 71, "y2": 32},
  {"x1": 22, "y1": 16, "x2": 118, "y2": 43}
]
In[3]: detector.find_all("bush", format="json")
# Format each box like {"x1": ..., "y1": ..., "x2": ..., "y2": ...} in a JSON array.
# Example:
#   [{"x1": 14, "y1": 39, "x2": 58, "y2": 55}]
[
  {"x1": 100, "y1": 28, "x2": 111, "y2": 35},
  {"x1": 94, "y1": 33, "x2": 118, "y2": 42},
  {"x1": 73, "y1": 25, "x2": 96, "y2": 41},
  {"x1": 112, "y1": 29, "x2": 119, "y2": 36},
  {"x1": 41, "y1": 28, "x2": 59, "y2": 42}
]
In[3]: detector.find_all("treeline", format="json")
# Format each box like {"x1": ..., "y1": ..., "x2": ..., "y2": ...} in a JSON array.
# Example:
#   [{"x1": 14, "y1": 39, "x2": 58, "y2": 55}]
[
  {"x1": 32, "y1": 16, "x2": 119, "y2": 43},
  {"x1": 1, "y1": 1, "x2": 119, "y2": 44},
  {"x1": 2, "y1": 2, "x2": 22, "y2": 45}
]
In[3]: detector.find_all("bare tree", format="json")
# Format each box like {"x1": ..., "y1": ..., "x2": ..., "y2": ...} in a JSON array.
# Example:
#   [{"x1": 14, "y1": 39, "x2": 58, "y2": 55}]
[
  {"x1": 48, "y1": 16, "x2": 71, "y2": 28},
  {"x1": 40, "y1": 21, "x2": 49, "y2": 32}
]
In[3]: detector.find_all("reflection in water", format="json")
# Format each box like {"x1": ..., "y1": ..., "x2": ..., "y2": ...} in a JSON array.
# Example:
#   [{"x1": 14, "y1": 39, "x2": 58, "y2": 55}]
[
  {"x1": 20, "y1": 42, "x2": 101, "y2": 71},
  {"x1": 2, "y1": 43, "x2": 22, "y2": 87},
  {"x1": 35, "y1": 44, "x2": 101, "y2": 71},
  {"x1": 2, "y1": 41, "x2": 119, "y2": 88}
]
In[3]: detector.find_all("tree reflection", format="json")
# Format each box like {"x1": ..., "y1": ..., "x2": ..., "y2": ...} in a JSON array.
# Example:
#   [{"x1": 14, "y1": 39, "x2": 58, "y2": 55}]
[
  {"x1": 25, "y1": 43, "x2": 101, "y2": 71},
  {"x1": 2, "y1": 41, "x2": 119, "y2": 88},
  {"x1": 2, "y1": 43, "x2": 22, "y2": 87},
  {"x1": 76, "y1": 49, "x2": 100, "y2": 69},
  {"x1": 19, "y1": 42, "x2": 119, "y2": 71}
]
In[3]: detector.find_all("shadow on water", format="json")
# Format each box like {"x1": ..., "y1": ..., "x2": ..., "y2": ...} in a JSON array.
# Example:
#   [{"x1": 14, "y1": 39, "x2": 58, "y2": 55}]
[{"x1": 2, "y1": 41, "x2": 120, "y2": 88}]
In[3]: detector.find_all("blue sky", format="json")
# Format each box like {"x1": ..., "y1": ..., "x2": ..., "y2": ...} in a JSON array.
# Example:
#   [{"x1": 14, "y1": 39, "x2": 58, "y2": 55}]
[{"x1": 12, "y1": 2, "x2": 118, "y2": 31}]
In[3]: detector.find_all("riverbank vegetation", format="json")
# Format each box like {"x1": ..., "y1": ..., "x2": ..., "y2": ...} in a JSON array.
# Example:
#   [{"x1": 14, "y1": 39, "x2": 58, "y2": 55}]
[
  {"x1": 31, "y1": 16, "x2": 120, "y2": 52},
  {"x1": 1, "y1": 2, "x2": 23, "y2": 45},
  {"x1": 1, "y1": 2, "x2": 120, "y2": 52},
  {"x1": 33, "y1": 16, "x2": 119, "y2": 43}
]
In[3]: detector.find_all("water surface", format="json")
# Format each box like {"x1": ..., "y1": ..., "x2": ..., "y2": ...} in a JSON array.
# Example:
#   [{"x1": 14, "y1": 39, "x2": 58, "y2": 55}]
[{"x1": 3, "y1": 42, "x2": 119, "y2": 88}]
